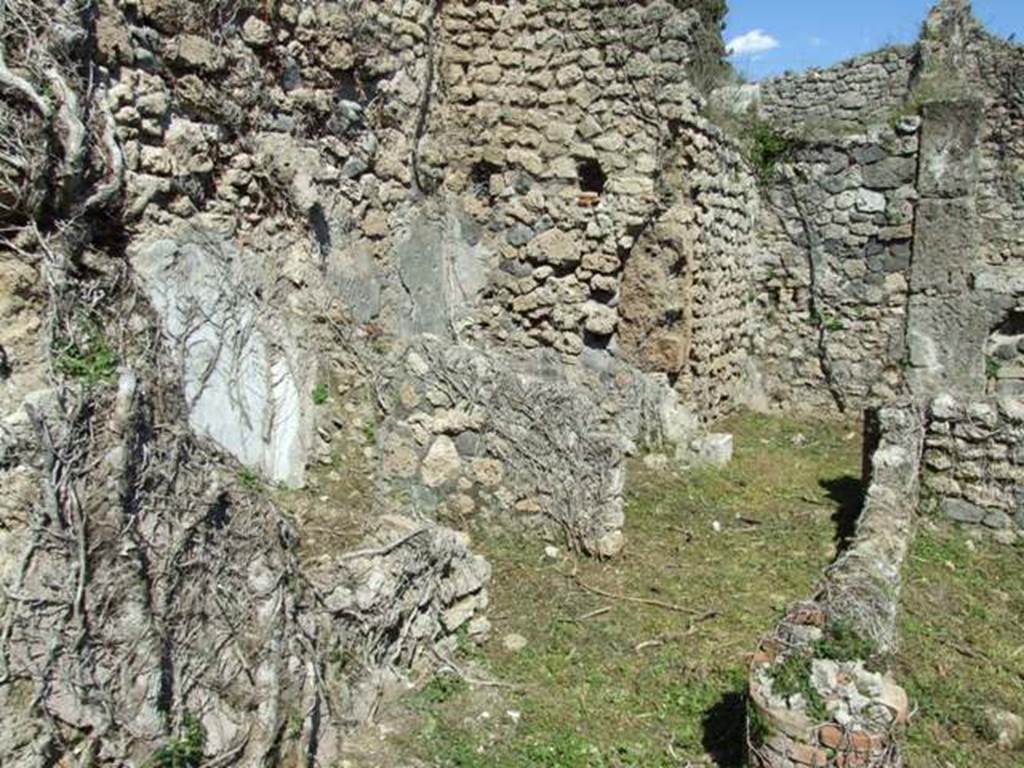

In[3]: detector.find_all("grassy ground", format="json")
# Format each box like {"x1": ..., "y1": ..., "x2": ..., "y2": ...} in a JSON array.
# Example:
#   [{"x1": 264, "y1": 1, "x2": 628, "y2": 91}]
[
  {"x1": 368, "y1": 410, "x2": 1024, "y2": 767},
  {"x1": 391, "y1": 412, "x2": 864, "y2": 767},
  {"x1": 899, "y1": 520, "x2": 1024, "y2": 767}
]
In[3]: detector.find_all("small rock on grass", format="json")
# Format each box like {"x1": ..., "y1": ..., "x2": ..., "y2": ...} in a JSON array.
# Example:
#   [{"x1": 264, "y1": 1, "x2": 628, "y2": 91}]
[
  {"x1": 643, "y1": 453, "x2": 670, "y2": 470},
  {"x1": 984, "y1": 708, "x2": 1024, "y2": 750},
  {"x1": 503, "y1": 633, "x2": 528, "y2": 653}
]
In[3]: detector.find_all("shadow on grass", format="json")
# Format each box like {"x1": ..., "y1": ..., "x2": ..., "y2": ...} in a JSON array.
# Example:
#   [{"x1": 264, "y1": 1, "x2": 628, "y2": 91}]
[
  {"x1": 702, "y1": 691, "x2": 748, "y2": 767},
  {"x1": 820, "y1": 475, "x2": 865, "y2": 552}
]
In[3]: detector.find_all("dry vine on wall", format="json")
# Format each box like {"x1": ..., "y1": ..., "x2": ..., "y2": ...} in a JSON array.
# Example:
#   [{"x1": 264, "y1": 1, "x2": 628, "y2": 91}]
[{"x1": 0, "y1": 2, "x2": 346, "y2": 764}]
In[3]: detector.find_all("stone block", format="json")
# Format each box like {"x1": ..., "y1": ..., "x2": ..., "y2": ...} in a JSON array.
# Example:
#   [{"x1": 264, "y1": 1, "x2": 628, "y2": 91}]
[
  {"x1": 693, "y1": 433, "x2": 734, "y2": 467},
  {"x1": 941, "y1": 496, "x2": 986, "y2": 524},
  {"x1": 421, "y1": 436, "x2": 462, "y2": 488}
]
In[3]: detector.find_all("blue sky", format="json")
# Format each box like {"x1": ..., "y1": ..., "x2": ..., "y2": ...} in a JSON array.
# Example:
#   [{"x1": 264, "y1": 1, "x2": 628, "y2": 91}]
[{"x1": 725, "y1": 1, "x2": 1024, "y2": 80}]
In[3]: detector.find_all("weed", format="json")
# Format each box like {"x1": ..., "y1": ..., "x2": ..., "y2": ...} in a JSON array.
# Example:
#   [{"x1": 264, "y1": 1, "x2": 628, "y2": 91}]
[
  {"x1": 822, "y1": 315, "x2": 847, "y2": 333},
  {"x1": 986, "y1": 358, "x2": 1002, "y2": 379},
  {"x1": 745, "y1": 118, "x2": 802, "y2": 184},
  {"x1": 55, "y1": 329, "x2": 118, "y2": 385},
  {"x1": 815, "y1": 620, "x2": 878, "y2": 664},
  {"x1": 416, "y1": 673, "x2": 468, "y2": 706},
  {"x1": 768, "y1": 621, "x2": 879, "y2": 724},
  {"x1": 286, "y1": 710, "x2": 304, "y2": 740},
  {"x1": 238, "y1": 467, "x2": 260, "y2": 490},
  {"x1": 146, "y1": 713, "x2": 205, "y2": 768},
  {"x1": 887, "y1": 61, "x2": 969, "y2": 127},
  {"x1": 886, "y1": 208, "x2": 909, "y2": 226},
  {"x1": 362, "y1": 420, "x2": 378, "y2": 445},
  {"x1": 770, "y1": 654, "x2": 807, "y2": 701},
  {"x1": 747, "y1": 703, "x2": 768, "y2": 747},
  {"x1": 312, "y1": 382, "x2": 330, "y2": 405}
]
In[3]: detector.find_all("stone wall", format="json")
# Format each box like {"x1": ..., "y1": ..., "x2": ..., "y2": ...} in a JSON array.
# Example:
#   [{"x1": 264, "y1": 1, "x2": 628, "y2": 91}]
[
  {"x1": 102, "y1": 0, "x2": 443, "y2": 484},
  {"x1": 664, "y1": 128, "x2": 758, "y2": 416},
  {"x1": 914, "y1": 0, "x2": 1024, "y2": 271},
  {"x1": 750, "y1": 124, "x2": 918, "y2": 410},
  {"x1": 904, "y1": 98, "x2": 988, "y2": 397},
  {"x1": 974, "y1": 41, "x2": 1024, "y2": 269},
  {"x1": 923, "y1": 393, "x2": 1024, "y2": 537},
  {"x1": 757, "y1": 47, "x2": 916, "y2": 134},
  {"x1": 0, "y1": 3, "x2": 758, "y2": 761},
  {"x1": 434, "y1": 0, "x2": 758, "y2": 418},
  {"x1": 0, "y1": 364, "x2": 492, "y2": 767},
  {"x1": 745, "y1": 0, "x2": 1024, "y2": 413},
  {"x1": 95, "y1": 0, "x2": 760, "y2": 485},
  {"x1": 129, "y1": 224, "x2": 318, "y2": 486}
]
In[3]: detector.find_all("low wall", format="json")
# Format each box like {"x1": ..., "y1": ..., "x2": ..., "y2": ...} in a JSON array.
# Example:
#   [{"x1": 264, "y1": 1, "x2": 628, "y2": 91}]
[
  {"x1": 375, "y1": 336, "x2": 705, "y2": 557},
  {"x1": 748, "y1": 403, "x2": 923, "y2": 768}
]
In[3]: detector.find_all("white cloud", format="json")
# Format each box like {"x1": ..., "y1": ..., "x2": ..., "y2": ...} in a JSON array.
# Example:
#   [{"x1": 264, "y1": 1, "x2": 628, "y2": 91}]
[{"x1": 727, "y1": 29, "x2": 781, "y2": 57}]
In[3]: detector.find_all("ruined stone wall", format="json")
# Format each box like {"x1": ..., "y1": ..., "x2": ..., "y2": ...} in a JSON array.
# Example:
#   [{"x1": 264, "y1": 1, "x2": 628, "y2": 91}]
[
  {"x1": 375, "y1": 335, "x2": 706, "y2": 558},
  {"x1": 673, "y1": 131, "x2": 759, "y2": 415},
  {"x1": 745, "y1": 1, "x2": 1024, "y2": 413},
  {"x1": 917, "y1": 1, "x2": 1024, "y2": 270},
  {"x1": 757, "y1": 47, "x2": 916, "y2": 133},
  {"x1": 96, "y1": 0, "x2": 759, "y2": 487},
  {"x1": 101, "y1": 0, "x2": 447, "y2": 484},
  {"x1": 750, "y1": 125, "x2": 918, "y2": 410},
  {"x1": 749, "y1": 404, "x2": 920, "y2": 768},
  {"x1": 923, "y1": 394, "x2": 1024, "y2": 537},
  {"x1": 434, "y1": 0, "x2": 757, "y2": 418}
]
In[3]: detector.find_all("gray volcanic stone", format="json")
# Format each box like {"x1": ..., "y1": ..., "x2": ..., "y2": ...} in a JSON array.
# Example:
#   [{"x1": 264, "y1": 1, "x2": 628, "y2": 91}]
[
  {"x1": 941, "y1": 497, "x2": 986, "y2": 524},
  {"x1": 506, "y1": 224, "x2": 535, "y2": 247}
]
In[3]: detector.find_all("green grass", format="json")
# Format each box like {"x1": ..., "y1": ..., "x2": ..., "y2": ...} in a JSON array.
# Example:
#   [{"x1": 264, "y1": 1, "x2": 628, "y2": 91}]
[
  {"x1": 238, "y1": 467, "x2": 260, "y2": 490},
  {"x1": 415, "y1": 673, "x2": 470, "y2": 707},
  {"x1": 145, "y1": 714, "x2": 205, "y2": 768},
  {"x1": 395, "y1": 411, "x2": 863, "y2": 767},
  {"x1": 369, "y1": 411, "x2": 1024, "y2": 767},
  {"x1": 313, "y1": 382, "x2": 330, "y2": 405},
  {"x1": 898, "y1": 523, "x2": 1024, "y2": 767},
  {"x1": 55, "y1": 333, "x2": 118, "y2": 385}
]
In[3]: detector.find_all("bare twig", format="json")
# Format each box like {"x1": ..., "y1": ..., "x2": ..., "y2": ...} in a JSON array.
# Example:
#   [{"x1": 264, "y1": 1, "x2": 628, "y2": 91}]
[
  {"x1": 565, "y1": 568, "x2": 704, "y2": 616},
  {"x1": 333, "y1": 527, "x2": 428, "y2": 562},
  {"x1": 430, "y1": 648, "x2": 523, "y2": 691},
  {"x1": 633, "y1": 610, "x2": 720, "y2": 652}
]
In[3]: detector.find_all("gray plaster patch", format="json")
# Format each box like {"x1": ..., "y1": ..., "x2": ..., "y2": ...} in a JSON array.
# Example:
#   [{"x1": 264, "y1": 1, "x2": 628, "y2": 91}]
[{"x1": 394, "y1": 210, "x2": 493, "y2": 338}]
